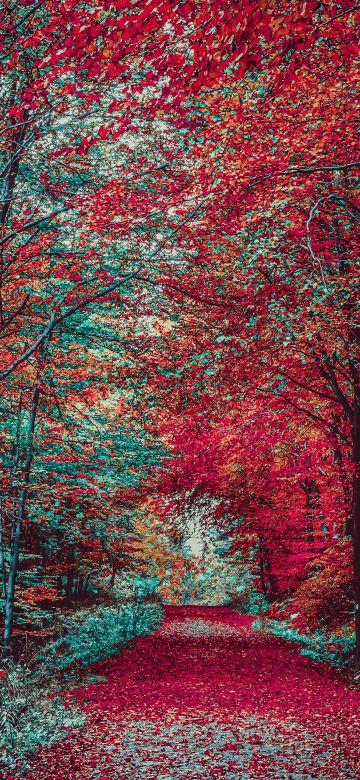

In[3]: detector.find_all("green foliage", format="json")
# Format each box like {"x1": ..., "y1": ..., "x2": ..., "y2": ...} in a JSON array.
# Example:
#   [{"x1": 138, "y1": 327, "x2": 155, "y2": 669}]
[
  {"x1": 113, "y1": 573, "x2": 160, "y2": 601},
  {"x1": 0, "y1": 600, "x2": 163, "y2": 771},
  {"x1": 0, "y1": 660, "x2": 84, "y2": 771},
  {"x1": 44, "y1": 601, "x2": 163, "y2": 669},
  {"x1": 227, "y1": 568, "x2": 270, "y2": 615},
  {"x1": 253, "y1": 618, "x2": 356, "y2": 668}
]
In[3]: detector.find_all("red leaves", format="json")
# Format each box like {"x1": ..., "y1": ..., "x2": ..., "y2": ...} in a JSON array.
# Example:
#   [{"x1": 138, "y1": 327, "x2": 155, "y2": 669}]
[
  {"x1": 97, "y1": 125, "x2": 110, "y2": 140},
  {"x1": 1, "y1": 0, "x2": 359, "y2": 722},
  {"x1": 17, "y1": 608, "x2": 360, "y2": 780}
]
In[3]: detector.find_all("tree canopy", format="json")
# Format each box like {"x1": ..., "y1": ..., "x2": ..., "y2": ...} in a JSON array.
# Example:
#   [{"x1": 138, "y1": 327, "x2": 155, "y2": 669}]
[{"x1": 0, "y1": 0, "x2": 359, "y2": 664}]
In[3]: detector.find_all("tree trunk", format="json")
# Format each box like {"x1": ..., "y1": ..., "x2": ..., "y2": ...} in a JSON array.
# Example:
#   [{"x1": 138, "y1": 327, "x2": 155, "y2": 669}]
[
  {"x1": 258, "y1": 537, "x2": 267, "y2": 596},
  {"x1": 258, "y1": 534, "x2": 277, "y2": 598},
  {"x1": 0, "y1": 500, "x2": 7, "y2": 599},
  {"x1": 333, "y1": 447, "x2": 352, "y2": 536},
  {"x1": 300, "y1": 477, "x2": 320, "y2": 542},
  {"x1": 83, "y1": 575, "x2": 90, "y2": 597},
  {"x1": 0, "y1": 100, "x2": 28, "y2": 324},
  {"x1": 264, "y1": 561, "x2": 278, "y2": 596},
  {"x1": 65, "y1": 549, "x2": 75, "y2": 607},
  {"x1": 2, "y1": 387, "x2": 40, "y2": 658},
  {"x1": 110, "y1": 564, "x2": 117, "y2": 587},
  {"x1": 76, "y1": 574, "x2": 84, "y2": 600}
]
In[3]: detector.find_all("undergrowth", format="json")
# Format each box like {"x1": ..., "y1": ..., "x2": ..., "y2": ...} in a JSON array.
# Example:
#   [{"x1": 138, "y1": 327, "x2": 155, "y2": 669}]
[
  {"x1": 253, "y1": 617, "x2": 356, "y2": 669},
  {"x1": 0, "y1": 600, "x2": 163, "y2": 772}
]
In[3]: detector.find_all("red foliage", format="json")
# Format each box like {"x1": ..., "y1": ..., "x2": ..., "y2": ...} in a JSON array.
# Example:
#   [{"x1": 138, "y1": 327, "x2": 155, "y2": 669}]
[{"x1": 14, "y1": 608, "x2": 360, "y2": 780}]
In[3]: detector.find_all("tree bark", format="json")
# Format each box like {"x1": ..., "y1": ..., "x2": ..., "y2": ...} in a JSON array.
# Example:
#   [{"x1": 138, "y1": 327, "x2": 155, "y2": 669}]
[
  {"x1": 300, "y1": 477, "x2": 320, "y2": 542},
  {"x1": 76, "y1": 573, "x2": 84, "y2": 600},
  {"x1": 0, "y1": 500, "x2": 7, "y2": 599},
  {"x1": 110, "y1": 563, "x2": 117, "y2": 587},
  {"x1": 333, "y1": 447, "x2": 352, "y2": 536},
  {"x1": 258, "y1": 536, "x2": 267, "y2": 597},
  {"x1": 258, "y1": 534, "x2": 277, "y2": 598},
  {"x1": 65, "y1": 549, "x2": 75, "y2": 607},
  {"x1": 2, "y1": 386, "x2": 40, "y2": 658}
]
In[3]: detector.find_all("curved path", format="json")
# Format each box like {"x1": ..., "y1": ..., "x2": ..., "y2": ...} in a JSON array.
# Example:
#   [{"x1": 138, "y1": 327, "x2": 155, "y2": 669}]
[{"x1": 21, "y1": 606, "x2": 360, "y2": 779}]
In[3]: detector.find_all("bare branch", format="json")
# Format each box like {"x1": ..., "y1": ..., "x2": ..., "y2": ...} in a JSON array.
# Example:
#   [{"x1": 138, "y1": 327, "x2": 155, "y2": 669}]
[
  {"x1": 0, "y1": 208, "x2": 69, "y2": 247},
  {"x1": 0, "y1": 294, "x2": 30, "y2": 333},
  {"x1": 0, "y1": 268, "x2": 143, "y2": 381}
]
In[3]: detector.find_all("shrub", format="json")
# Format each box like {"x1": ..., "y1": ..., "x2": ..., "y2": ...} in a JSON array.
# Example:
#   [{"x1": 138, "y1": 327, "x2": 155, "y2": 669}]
[
  {"x1": 0, "y1": 659, "x2": 84, "y2": 772},
  {"x1": 253, "y1": 618, "x2": 355, "y2": 667},
  {"x1": 282, "y1": 540, "x2": 353, "y2": 632},
  {"x1": 44, "y1": 601, "x2": 163, "y2": 669},
  {"x1": 0, "y1": 600, "x2": 163, "y2": 772}
]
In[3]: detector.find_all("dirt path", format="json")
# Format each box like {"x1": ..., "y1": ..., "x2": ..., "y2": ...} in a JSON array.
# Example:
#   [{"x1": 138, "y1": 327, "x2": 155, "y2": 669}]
[{"x1": 18, "y1": 606, "x2": 360, "y2": 779}]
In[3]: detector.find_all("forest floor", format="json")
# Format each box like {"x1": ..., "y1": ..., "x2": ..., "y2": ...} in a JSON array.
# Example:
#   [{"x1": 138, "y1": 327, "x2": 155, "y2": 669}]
[{"x1": 14, "y1": 606, "x2": 360, "y2": 780}]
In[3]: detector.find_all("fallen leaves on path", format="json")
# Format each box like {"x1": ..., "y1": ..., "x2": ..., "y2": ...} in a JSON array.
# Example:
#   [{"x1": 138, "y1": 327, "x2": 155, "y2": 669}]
[{"x1": 12, "y1": 607, "x2": 360, "y2": 780}]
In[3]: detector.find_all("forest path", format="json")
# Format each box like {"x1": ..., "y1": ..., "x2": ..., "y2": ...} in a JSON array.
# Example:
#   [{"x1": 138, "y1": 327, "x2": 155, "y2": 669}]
[{"x1": 22, "y1": 606, "x2": 360, "y2": 780}]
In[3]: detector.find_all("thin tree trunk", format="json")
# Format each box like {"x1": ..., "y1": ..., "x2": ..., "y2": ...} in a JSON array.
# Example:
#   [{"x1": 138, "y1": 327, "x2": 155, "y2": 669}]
[
  {"x1": 300, "y1": 478, "x2": 320, "y2": 543},
  {"x1": 82, "y1": 575, "x2": 90, "y2": 598},
  {"x1": 0, "y1": 95, "x2": 29, "y2": 324},
  {"x1": 2, "y1": 387, "x2": 40, "y2": 658},
  {"x1": 65, "y1": 549, "x2": 75, "y2": 607},
  {"x1": 110, "y1": 563, "x2": 117, "y2": 587},
  {"x1": 333, "y1": 447, "x2": 352, "y2": 536},
  {"x1": 76, "y1": 574, "x2": 84, "y2": 600},
  {"x1": 258, "y1": 537, "x2": 267, "y2": 597},
  {"x1": 0, "y1": 500, "x2": 7, "y2": 599}
]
